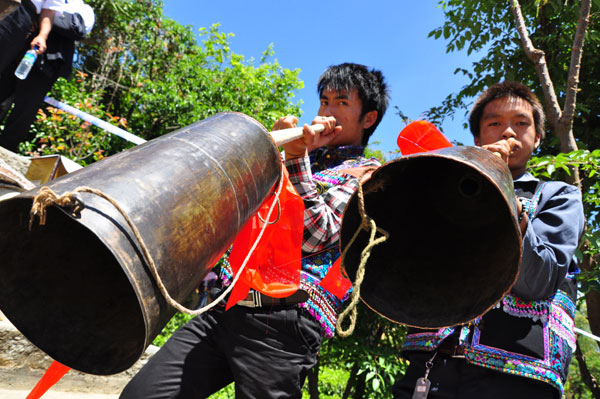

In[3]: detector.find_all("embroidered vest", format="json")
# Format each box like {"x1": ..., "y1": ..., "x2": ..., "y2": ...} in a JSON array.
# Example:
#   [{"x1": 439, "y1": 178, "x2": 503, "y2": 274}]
[
  {"x1": 401, "y1": 181, "x2": 577, "y2": 395},
  {"x1": 298, "y1": 157, "x2": 373, "y2": 338}
]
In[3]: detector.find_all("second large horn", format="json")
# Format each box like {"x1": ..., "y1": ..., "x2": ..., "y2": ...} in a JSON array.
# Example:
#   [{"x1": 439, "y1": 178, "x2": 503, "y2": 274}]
[{"x1": 340, "y1": 146, "x2": 522, "y2": 328}]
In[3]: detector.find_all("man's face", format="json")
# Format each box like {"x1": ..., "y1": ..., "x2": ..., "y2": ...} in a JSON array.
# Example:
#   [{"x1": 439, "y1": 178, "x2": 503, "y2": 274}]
[
  {"x1": 475, "y1": 96, "x2": 541, "y2": 175},
  {"x1": 318, "y1": 88, "x2": 375, "y2": 147}
]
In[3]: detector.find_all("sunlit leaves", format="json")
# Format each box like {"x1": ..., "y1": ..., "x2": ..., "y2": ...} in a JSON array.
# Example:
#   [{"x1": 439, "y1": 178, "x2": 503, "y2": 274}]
[
  {"x1": 529, "y1": 149, "x2": 600, "y2": 289},
  {"x1": 23, "y1": 1, "x2": 303, "y2": 162}
]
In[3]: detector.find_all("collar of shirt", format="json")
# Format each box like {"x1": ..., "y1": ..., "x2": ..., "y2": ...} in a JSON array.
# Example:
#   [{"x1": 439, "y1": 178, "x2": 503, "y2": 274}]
[
  {"x1": 514, "y1": 172, "x2": 536, "y2": 183},
  {"x1": 308, "y1": 145, "x2": 365, "y2": 172},
  {"x1": 513, "y1": 172, "x2": 540, "y2": 191}
]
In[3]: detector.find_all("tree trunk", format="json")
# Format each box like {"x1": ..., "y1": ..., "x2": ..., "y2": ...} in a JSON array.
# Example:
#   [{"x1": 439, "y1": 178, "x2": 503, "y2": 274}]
[
  {"x1": 553, "y1": 124, "x2": 581, "y2": 186},
  {"x1": 509, "y1": 0, "x2": 592, "y2": 186},
  {"x1": 586, "y1": 289, "x2": 600, "y2": 351},
  {"x1": 582, "y1": 251, "x2": 600, "y2": 351},
  {"x1": 575, "y1": 341, "x2": 600, "y2": 398},
  {"x1": 354, "y1": 370, "x2": 366, "y2": 399},
  {"x1": 307, "y1": 357, "x2": 320, "y2": 399},
  {"x1": 343, "y1": 363, "x2": 360, "y2": 399}
]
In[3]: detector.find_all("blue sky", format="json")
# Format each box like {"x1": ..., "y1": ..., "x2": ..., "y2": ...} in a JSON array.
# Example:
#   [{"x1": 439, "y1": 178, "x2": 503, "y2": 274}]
[{"x1": 163, "y1": 0, "x2": 482, "y2": 158}]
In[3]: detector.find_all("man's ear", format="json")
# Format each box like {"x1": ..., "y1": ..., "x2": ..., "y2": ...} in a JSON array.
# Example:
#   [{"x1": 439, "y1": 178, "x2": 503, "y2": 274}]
[
  {"x1": 361, "y1": 110, "x2": 378, "y2": 130},
  {"x1": 534, "y1": 133, "x2": 541, "y2": 150},
  {"x1": 474, "y1": 136, "x2": 481, "y2": 146}
]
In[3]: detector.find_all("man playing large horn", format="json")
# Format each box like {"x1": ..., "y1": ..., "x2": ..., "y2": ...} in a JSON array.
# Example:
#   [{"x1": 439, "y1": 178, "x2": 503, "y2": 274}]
[
  {"x1": 121, "y1": 62, "x2": 390, "y2": 399},
  {"x1": 393, "y1": 81, "x2": 584, "y2": 399}
]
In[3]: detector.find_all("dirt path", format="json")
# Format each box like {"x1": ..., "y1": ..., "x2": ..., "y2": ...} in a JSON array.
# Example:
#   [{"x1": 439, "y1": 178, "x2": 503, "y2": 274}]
[
  {"x1": 0, "y1": 315, "x2": 156, "y2": 399},
  {"x1": 0, "y1": 388, "x2": 118, "y2": 398}
]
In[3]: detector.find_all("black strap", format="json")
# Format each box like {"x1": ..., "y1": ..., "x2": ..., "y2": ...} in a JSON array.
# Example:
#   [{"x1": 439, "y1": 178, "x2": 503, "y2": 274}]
[{"x1": 52, "y1": 12, "x2": 87, "y2": 40}]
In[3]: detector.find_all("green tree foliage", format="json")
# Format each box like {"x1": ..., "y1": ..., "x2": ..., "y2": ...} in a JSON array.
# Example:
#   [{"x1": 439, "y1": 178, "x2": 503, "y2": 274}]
[
  {"x1": 25, "y1": 0, "x2": 303, "y2": 160},
  {"x1": 364, "y1": 141, "x2": 388, "y2": 164},
  {"x1": 427, "y1": 0, "x2": 600, "y2": 152},
  {"x1": 316, "y1": 303, "x2": 407, "y2": 399},
  {"x1": 566, "y1": 305, "x2": 600, "y2": 399},
  {"x1": 529, "y1": 149, "x2": 600, "y2": 295},
  {"x1": 23, "y1": 71, "x2": 119, "y2": 165}
]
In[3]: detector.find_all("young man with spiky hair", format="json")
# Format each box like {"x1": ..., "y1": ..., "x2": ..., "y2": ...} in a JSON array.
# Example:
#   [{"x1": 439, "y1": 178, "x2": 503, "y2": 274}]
[
  {"x1": 393, "y1": 81, "x2": 584, "y2": 399},
  {"x1": 121, "y1": 63, "x2": 390, "y2": 399}
]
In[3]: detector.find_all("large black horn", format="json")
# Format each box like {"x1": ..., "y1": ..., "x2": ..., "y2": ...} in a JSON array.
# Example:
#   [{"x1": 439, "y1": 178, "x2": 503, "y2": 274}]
[
  {"x1": 340, "y1": 146, "x2": 521, "y2": 328},
  {"x1": 0, "y1": 112, "x2": 280, "y2": 375}
]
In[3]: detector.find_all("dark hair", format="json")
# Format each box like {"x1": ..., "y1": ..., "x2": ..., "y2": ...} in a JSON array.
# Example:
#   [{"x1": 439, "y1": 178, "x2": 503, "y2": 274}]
[
  {"x1": 468, "y1": 81, "x2": 546, "y2": 139},
  {"x1": 317, "y1": 63, "x2": 389, "y2": 146},
  {"x1": 469, "y1": 81, "x2": 546, "y2": 138}
]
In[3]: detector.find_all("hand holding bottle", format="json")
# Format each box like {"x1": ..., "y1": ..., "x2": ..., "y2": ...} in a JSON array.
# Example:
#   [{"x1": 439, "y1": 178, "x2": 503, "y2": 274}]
[{"x1": 14, "y1": 46, "x2": 39, "y2": 80}]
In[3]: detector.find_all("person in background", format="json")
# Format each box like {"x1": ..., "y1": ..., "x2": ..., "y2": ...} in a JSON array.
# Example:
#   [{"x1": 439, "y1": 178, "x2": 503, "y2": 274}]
[
  {"x1": 0, "y1": 0, "x2": 63, "y2": 73},
  {"x1": 120, "y1": 63, "x2": 390, "y2": 399},
  {"x1": 0, "y1": 0, "x2": 93, "y2": 152},
  {"x1": 392, "y1": 81, "x2": 584, "y2": 399}
]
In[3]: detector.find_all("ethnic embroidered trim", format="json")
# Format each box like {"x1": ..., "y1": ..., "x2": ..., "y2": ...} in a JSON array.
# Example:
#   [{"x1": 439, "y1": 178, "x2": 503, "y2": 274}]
[
  {"x1": 466, "y1": 291, "x2": 574, "y2": 394},
  {"x1": 501, "y1": 294, "x2": 548, "y2": 323},
  {"x1": 401, "y1": 327, "x2": 456, "y2": 352},
  {"x1": 522, "y1": 181, "x2": 545, "y2": 219},
  {"x1": 309, "y1": 145, "x2": 365, "y2": 172},
  {"x1": 299, "y1": 248, "x2": 348, "y2": 338},
  {"x1": 312, "y1": 158, "x2": 372, "y2": 190},
  {"x1": 548, "y1": 290, "x2": 577, "y2": 351},
  {"x1": 402, "y1": 289, "x2": 576, "y2": 395}
]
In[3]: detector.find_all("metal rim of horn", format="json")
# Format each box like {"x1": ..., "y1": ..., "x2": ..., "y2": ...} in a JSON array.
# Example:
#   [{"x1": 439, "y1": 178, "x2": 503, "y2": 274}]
[
  {"x1": 0, "y1": 112, "x2": 281, "y2": 375},
  {"x1": 340, "y1": 146, "x2": 522, "y2": 329}
]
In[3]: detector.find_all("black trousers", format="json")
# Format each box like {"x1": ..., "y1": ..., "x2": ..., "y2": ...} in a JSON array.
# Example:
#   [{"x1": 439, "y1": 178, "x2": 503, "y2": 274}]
[
  {"x1": 393, "y1": 352, "x2": 558, "y2": 399},
  {"x1": 0, "y1": 5, "x2": 34, "y2": 74},
  {"x1": 0, "y1": 64, "x2": 58, "y2": 152},
  {"x1": 120, "y1": 305, "x2": 322, "y2": 399}
]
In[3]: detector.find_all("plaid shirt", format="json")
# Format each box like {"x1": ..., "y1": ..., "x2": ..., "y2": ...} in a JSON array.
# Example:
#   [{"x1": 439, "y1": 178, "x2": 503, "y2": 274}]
[
  {"x1": 284, "y1": 146, "x2": 381, "y2": 254},
  {"x1": 284, "y1": 145, "x2": 381, "y2": 336}
]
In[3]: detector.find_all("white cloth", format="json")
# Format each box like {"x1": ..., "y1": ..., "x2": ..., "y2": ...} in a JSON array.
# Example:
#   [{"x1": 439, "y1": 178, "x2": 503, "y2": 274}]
[{"x1": 31, "y1": 0, "x2": 65, "y2": 14}]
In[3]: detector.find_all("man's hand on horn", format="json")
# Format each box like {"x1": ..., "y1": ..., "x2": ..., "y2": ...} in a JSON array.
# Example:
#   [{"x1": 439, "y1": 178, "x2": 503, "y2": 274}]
[{"x1": 275, "y1": 115, "x2": 341, "y2": 160}]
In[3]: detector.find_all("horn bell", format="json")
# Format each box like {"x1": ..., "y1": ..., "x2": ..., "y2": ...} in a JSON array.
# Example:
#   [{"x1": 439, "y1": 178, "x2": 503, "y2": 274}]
[{"x1": 340, "y1": 146, "x2": 521, "y2": 328}]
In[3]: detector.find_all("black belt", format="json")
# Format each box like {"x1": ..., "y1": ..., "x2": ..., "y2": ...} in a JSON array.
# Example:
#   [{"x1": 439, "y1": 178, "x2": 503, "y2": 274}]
[
  {"x1": 236, "y1": 289, "x2": 309, "y2": 308},
  {"x1": 437, "y1": 338, "x2": 465, "y2": 358},
  {"x1": 435, "y1": 327, "x2": 470, "y2": 359}
]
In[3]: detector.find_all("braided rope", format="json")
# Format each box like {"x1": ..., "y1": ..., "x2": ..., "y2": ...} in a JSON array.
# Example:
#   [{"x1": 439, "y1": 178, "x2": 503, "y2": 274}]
[{"x1": 336, "y1": 168, "x2": 389, "y2": 338}]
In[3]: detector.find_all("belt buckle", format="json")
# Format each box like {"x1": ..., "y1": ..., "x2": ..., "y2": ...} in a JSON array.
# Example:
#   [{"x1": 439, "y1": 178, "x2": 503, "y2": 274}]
[
  {"x1": 237, "y1": 290, "x2": 262, "y2": 308},
  {"x1": 251, "y1": 290, "x2": 262, "y2": 307},
  {"x1": 437, "y1": 340, "x2": 464, "y2": 358}
]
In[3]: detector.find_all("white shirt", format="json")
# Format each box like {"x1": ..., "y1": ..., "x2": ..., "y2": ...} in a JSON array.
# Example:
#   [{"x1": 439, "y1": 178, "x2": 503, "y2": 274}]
[{"x1": 31, "y1": 0, "x2": 65, "y2": 14}]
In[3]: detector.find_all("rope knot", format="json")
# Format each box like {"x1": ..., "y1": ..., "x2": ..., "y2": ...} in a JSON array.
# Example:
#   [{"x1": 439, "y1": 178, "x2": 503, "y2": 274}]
[{"x1": 29, "y1": 186, "x2": 85, "y2": 230}]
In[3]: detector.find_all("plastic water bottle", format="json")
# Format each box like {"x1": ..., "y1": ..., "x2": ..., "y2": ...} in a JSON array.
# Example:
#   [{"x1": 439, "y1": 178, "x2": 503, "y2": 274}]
[{"x1": 14, "y1": 48, "x2": 38, "y2": 80}]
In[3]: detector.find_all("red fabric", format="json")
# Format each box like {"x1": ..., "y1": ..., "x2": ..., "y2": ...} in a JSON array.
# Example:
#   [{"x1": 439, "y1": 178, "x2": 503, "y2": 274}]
[
  {"x1": 397, "y1": 120, "x2": 452, "y2": 155},
  {"x1": 26, "y1": 361, "x2": 70, "y2": 399},
  {"x1": 227, "y1": 166, "x2": 305, "y2": 309},
  {"x1": 318, "y1": 257, "x2": 352, "y2": 300}
]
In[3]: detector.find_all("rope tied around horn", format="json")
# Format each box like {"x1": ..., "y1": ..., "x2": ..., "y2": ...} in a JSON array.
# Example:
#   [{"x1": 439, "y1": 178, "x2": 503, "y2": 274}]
[
  {"x1": 27, "y1": 169, "x2": 285, "y2": 317},
  {"x1": 336, "y1": 168, "x2": 389, "y2": 338},
  {"x1": 29, "y1": 186, "x2": 85, "y2": 230}
]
